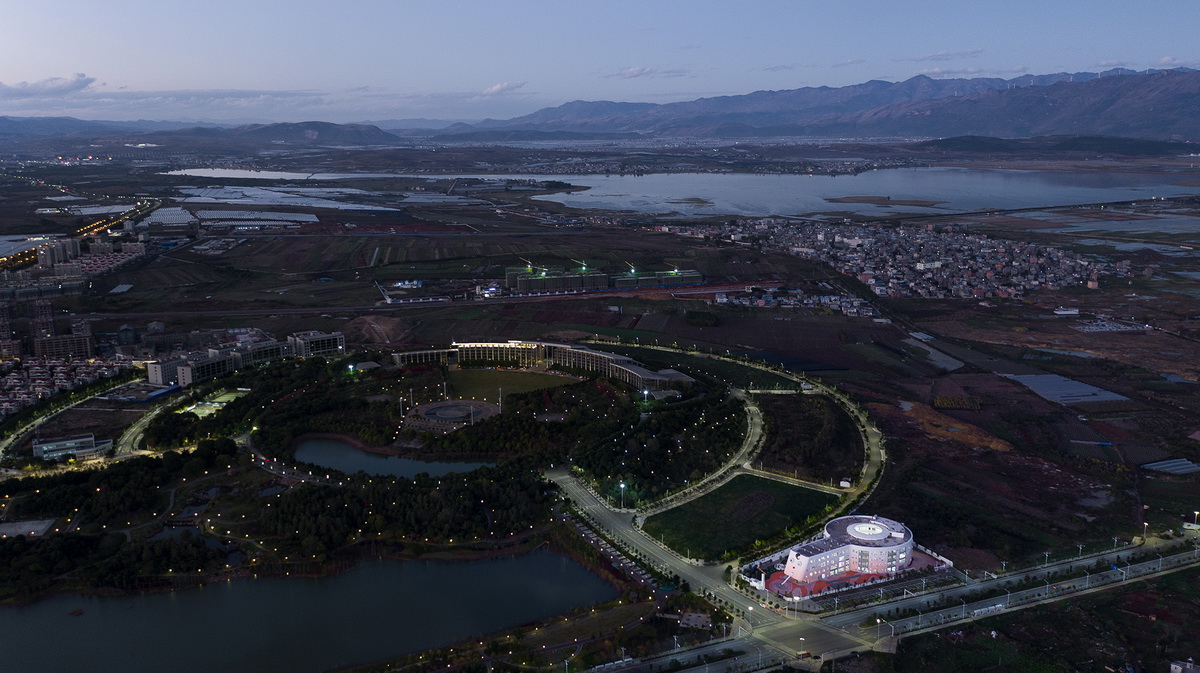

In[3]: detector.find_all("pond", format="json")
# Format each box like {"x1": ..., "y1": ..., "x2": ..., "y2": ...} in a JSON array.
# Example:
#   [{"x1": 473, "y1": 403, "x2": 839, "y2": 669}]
[
  {"x1": 1, "y1": 548, "x2": 616, "y2": 673},
  {"x1": 293, "y1": 437, "x2": 492, "y2": 478}
]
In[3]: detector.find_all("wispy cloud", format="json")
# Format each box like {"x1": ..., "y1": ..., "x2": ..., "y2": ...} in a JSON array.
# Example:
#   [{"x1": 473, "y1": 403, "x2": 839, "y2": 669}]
[
  {"x1": 763, "y1": 64, "x2": 794, "y2": 72},
  {"x1": 1096, "y1": 60, "x2": 1129, "y2": 68},
  {"x1": 894, "y1": 49, "x2": 983, "y2": 63},
  {"x1": 480, "y1": 81, "x2": 526, "y2": 96},
  {"x1": 830, "y1": 59, "x2": 865, "y2": 68},
  {"x1": 0, "y1": 73, "x2": 96, "y2": 100},
  {"x1": 608, "y1": 66, "x2": 655, "y2": 79},
  {"x1": 1157, "y1": 56, "x2": 1200, "y2": 67},
  {"x1": 917, "y1": 65, "x2": 1027, "y2": 78}
]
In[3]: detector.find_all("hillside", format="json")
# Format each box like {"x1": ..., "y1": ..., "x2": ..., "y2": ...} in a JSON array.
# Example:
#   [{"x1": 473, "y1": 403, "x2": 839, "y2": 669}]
[{"x1": 440, "y1": 69, "x2": 1200, "y2": 140}]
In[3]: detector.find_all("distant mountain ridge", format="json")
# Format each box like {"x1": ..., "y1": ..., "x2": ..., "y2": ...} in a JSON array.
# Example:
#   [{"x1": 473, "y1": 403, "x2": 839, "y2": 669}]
[
  {"x1": 1, "y1": 68, "x2": 1197, "y2": 143},
  {"x1": 433, "y1": 68, "x2": 1200, "y2": 140}
]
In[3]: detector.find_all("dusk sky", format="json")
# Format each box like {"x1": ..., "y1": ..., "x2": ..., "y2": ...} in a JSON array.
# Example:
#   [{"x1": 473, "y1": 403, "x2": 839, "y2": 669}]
[{"x1": 2, "y1": 0, "x2": 1198, "y2": 123}]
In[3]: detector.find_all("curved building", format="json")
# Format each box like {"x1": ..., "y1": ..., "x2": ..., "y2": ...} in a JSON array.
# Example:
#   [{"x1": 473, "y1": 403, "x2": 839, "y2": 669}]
[
  {"x1": 782, "y1": 515, "x2": 914, "y2": 583},
  {"x1": 392, "y1": 340, "x2": 694, "y2": 392}
]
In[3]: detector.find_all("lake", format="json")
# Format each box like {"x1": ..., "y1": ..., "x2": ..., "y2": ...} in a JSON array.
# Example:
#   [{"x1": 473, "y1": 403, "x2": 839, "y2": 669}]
[
  {"x1": 528, "y1": 168, "x2": 1200, "y2": 217},
  {"x1": 0, "y1": 548, "x2": 615, "y2": 673},
  {"x1": 294, "y1": 437, "x2": 492, "y2": 478},
  {"x1": 164, "y1": 166, "x2": 1200, "y2": 217}
]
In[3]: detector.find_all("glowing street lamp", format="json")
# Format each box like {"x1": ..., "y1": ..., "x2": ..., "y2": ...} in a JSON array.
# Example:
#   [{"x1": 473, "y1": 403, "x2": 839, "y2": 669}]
[{"x1": 619, "y1": 482, "x2": 626, "y2": 509}]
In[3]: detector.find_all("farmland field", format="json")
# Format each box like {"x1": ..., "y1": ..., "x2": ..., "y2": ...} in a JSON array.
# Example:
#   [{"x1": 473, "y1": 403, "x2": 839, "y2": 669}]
[{"x1": 642, "y1": 475, "x2": 837, "y2": 560}]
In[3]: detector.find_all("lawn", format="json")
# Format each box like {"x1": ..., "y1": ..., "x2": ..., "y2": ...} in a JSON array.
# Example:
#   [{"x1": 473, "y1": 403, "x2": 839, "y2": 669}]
[
  {"x1": 642, "y1": 475, "x2": 837, "y2": 560},
  {"x1": 447, "y1": 369, "x2": 574, "y2": 402}
]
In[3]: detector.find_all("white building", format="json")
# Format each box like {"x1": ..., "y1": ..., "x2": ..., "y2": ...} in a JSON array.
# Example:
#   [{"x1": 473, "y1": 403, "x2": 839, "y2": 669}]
[{"x1": 781, "y1": 515, "x2": 914, "y2": 583}]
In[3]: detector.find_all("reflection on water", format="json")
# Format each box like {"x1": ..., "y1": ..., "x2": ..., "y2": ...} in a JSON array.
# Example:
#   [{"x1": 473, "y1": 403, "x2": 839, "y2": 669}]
[
  {"x1": 1, "y1": 549, "x2": 616, "y2": 673},
  {"x1": 294, "y1": 437, "x2": 492, "y2": 478},
  {"x1": 164, "y1": 167, "x2": 1200, "y2": 218},
  {"x1": 529, "y1": 168, "x2": 1200, "y2": 216}
]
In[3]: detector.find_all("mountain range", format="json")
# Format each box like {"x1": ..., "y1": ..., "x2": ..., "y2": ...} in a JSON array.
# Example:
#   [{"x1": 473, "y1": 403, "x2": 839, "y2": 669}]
[
  {"x1": 1, "y1": 68, "x2": 1197, "y2": 144},
  {"x1": 425, "y1": 68, "x2": 1200, "y2": 140}
]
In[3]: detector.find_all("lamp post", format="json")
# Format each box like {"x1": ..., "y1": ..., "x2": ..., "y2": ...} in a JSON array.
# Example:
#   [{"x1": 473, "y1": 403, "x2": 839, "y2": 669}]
[
  {"x1": 1143, "y1": 522, "x2": 1149, "y2": 540},
  {"x1": 1194, "y1": 510, "x2": 1198, "y2": 525},
  {"x1": 1043, "y1": 551, "x2": 1050, "y2": 566},
  {"x1": 619, "y1": 482, "x2": 625, "y2": 509},
  {"x1": 959, "y1": 597, "x2": 966, "y2": 619}
]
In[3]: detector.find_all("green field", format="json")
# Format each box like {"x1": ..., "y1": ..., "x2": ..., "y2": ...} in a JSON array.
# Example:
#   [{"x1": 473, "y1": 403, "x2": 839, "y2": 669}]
[
  {"x1": 642, "y1": 475, "x2": 838, "y2": 560},
  {"x1": 447, "y1": 369, "x2": 573, "y2": 402}
]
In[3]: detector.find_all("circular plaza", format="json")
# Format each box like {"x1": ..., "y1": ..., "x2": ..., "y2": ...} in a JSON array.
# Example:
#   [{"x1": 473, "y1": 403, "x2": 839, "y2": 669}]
[{"x1": 406, "y1": 399, "x2": 500, "y2": 434}]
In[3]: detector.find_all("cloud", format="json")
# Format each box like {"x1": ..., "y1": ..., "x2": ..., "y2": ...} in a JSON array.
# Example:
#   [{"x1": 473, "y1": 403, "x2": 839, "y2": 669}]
[
  {"x1": 658, "y1": 69, "x2": 691, "y2": 78},
  {"x1": 763, "y1": 64, "x2": 794, "y2": 72},
  {"x1": 894, "y1": 49, "x2": 983, "y2": 63},
  {"x1": 608, "y1": 66, "x2": 655, "y2": 79},
  {"x1": 1096, "y1": 60, "x2": 1129, "y2": 68},
  {"x1": 0, "y1": 73, "x2": 96, "y2": 100},
  {"x1": 917, "y1": 65, "x2": 1027, "y2": 78},
  {"x1": 481, "y1": 81, "x2": 526, "y2": 96},
  {"x1": 1157, "y1": 56, "x2": 1200, "y2": 67},
  {"x1": 831, "y1": 59, "x2": 865, "y2": 68}
]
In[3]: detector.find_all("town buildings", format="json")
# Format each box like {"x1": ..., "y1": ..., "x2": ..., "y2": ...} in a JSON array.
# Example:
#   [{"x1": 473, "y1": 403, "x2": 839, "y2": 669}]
[{"x1": 147, "y1": 331, "x2": 345, "y2": 387}]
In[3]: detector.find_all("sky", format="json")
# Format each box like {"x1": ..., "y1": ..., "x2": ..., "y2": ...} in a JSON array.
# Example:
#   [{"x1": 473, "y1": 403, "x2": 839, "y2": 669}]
[{"x1": 2, "y1": 0, "x2": 1198, "y2": 124}]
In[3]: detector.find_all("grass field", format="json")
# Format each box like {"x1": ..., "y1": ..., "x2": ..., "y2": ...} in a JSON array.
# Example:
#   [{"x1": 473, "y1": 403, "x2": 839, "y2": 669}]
[
  {"x1": 447, "y1": 369, "x2": 573, "y2": 402},
  {"x1": 642, "y1": 475, "x2": 837, "y2": 560}
]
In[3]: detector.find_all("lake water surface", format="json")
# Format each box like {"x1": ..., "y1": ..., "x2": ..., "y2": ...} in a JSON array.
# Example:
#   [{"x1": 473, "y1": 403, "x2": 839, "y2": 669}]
[
  {"x1": 294, "y1": 437, "x2": 492, "y2": 477},
  {"x1": 1, "y1": 549, "x2": 614, "y2": 673},
  {"x1": 164, "y1": 166, "x2": 1200, "y2": 217}
]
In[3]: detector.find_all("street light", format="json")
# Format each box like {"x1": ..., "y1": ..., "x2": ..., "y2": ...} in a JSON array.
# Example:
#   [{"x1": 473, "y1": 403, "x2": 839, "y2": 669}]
[
  {"x1": 1194, "y1": 510, "x2": 1198, "y2": 525},
  {"x1": 619, "y1": 482, "x2": 625, "y2": 509}
]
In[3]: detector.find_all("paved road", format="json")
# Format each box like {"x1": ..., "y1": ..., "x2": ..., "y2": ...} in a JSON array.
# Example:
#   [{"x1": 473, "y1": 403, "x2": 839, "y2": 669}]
[
  {"x1": 822, "y1": 535, "x2": 1199, "y2": 633},
  {"x1": 637, "y1": 390, "x2": 766, "y2": 517},
  {"x1": 549, "y1": 468, "x2": 868, "y2": 661},
  {"x1": 0, "y1": 377, "x2": 138, "y2": 462}
]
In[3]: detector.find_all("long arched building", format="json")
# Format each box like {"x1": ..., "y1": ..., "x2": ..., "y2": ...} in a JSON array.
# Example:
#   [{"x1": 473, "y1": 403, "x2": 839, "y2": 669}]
[{"x1": 393, "y1": 341, "x2": 694, "y2": 392}]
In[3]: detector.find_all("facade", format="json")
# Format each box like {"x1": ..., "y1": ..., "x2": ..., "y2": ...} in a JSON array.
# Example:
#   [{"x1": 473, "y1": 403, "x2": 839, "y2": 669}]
[
  {"x1": 177, "y1": 354, "x2": 236, "y2": 387},
  {"x1": 33, "y1": 433, "x2": 113, "y2": 461},
  {"x1": 392, "y1": 340, "x2": 694, "y2": 392},
  {"x1": 146, "y1": 331, "x2": 343, "y2": 388},
  {"x1": 147, "y1": 358, "x2": 187, "y2": 386},
  {"x1": 780, "y1": 515, "x2": 914, "y2": 583},
  {"x1": 32, "y1": 333, "x2": 93, "y2": 358},
  {"x1": 288, "y1": 331, "x2": 346, "y2": 358}
]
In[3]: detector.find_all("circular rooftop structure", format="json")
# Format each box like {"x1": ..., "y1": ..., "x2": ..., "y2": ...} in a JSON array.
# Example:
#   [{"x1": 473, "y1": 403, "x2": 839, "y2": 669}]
[
  {"x1": 824, "y1": 514, "x2": 912, "y2": 548},
  {"x1": 411, "y1": 399, "x2": 500, "y2": 426}
]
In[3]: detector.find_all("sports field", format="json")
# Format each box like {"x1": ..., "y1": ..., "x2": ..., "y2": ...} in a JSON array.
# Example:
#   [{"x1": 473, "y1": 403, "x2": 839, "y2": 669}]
[
  {"x1": 447, "y1": 369, "x2": 573, "y2": 402},
  {"x1": 642, "y1": 475, "x2": 838, "y2": 560}
]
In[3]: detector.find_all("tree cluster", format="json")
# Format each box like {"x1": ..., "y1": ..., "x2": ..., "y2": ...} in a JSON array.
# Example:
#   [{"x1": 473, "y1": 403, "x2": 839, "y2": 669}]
[
  {"x1": 574, "y1": 390, "x2": 744, "y2": 503},
  {"x1": 756, "y1": 394, "x2": 862, "y2": 482}
]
